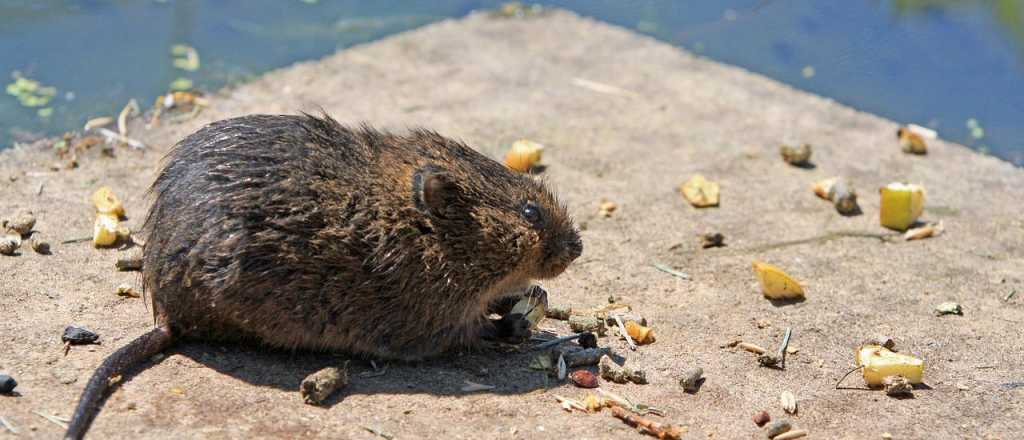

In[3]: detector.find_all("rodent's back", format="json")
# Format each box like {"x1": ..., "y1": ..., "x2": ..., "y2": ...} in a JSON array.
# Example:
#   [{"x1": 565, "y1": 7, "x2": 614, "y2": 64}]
[{"x1": 143, "y1": 114, "x2": 581, "y2": 359}]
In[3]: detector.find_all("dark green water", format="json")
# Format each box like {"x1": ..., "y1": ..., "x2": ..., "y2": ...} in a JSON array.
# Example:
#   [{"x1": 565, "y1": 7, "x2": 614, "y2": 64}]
[{"x1": 2, "y1": 1, "x2": 1022, "y2": 165}]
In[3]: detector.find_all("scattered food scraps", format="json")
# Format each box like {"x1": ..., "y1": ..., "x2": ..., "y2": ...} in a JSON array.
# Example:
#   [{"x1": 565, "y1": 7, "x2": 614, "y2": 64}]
[
  {"x1": 812, "y1": 177, "x2": 859, "y2": 215},
  {"x1": 904, "y1": 221, "x2": 943, "y2": 241},
  {"x1": 569, "y1": 370, "x2": 599, "y2": 388},
  {"x1": 882, "y1": 375, "x2": 913, "y2": 397},
  {"x1": 738, "y1": 342, "x2": 767, "y2": 354},
  {"x1": 3, "y1": 210, "x2": 35, "y2": 236},
  {"x1": 84, "y1": 116, "x2": 114, "y2": 131},
  {"x1": 300, "y1": 365, "x2": 348, "y2": 405},
  {"x1": 774, "y1": 429, "x2": 809, "y2": 440},
  {"x1": 610, "y1": 406, "x2": 684, "y2": 440},
  {"x1": 0, "y1": 234, "x2": 19, "y2": 256},
  {"x1": 700, "y1": 232, "x2": 725, "y2": 248},
  {"x1": 680, "y1": 174, "x2": 720, "y2": 208},
  {"x1": 116, "y1": 251, "x2": 144, "y2": 271},
  {"x1": 116, "y1": 284, "x2": 141, "y2": 298},
  {"x1": 568, "y1": 315, "x2": 606, "y2": 336},
  {"x1": 91, "y1": 187, "x2": 126, "y2": 218},
  {"x1": 780, "y1": 143, "x2": 812, "y2": 166},
  {"x1": 780, "y1": 391, "x2": 797, "y2": 414},
  {"x1": 63, "y1": 326, "x2": 99, "y2": 345},
  {"x1": 561, "y1": 347, "x2": 612, "y2": 368},
  {"x1": 504, "y1": 139, "x2": 544, "y2": 173},
  {"x1": 934, "y1": 301, "x2": 962, "y2": 316},
  {"x1": 93, "y1": 213, "x2": 121, "y2": 247},
  {"x1": 28, "y1": 237, "x2": 50, "y2": 254},
  {"x1": 171, "y1": 44, "x2": 201, "y2": 71},
  {"x1": 598, "y1": 200, "x2": 617, "y2": 218},
  {"x1": 624, "y1": 320, "x2": 655, "y2": 345},
  {"x1": 879, "y1": 183, "x2": 925, "y2": 231},
  {"x1": 545, "y1": 304, "x2": 572, "y2": 320},
  {"x1": 752, "y1": 261, "x2": 804, "y2": 300},
  {"x1": 856, "y1": 344, "x2": 924, "y2": 386},
  {"x1": 897, "y1": 126, "x2": 928, "y2": 155},
  {"x1": 510, "y1": 287, "x2": 548, "y2": 329},
  {"x1": 678, "y1": 367, "x2": 703, "y2": 392},
  {"x1": 599, "y1": 354, "x2": 647, "y2": 384}
]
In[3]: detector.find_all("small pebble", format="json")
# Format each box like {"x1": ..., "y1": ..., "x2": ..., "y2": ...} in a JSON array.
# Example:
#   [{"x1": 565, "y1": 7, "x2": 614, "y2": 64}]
[
  {"x1": 62, "y1": 326, "x2": 100, "y2": 345},
  {"x1": 678, "y1": 367, "x2": 703, "y2": 392},
  {"x1": 752, "y1": 410, "x2": 770, "y2": 427},
  {"x1": 569, "y1": 370, "x2": 598, "y2": 388},
  {"x1": 764, "y1": 420, "x2": 792, "y2": 439},
  {"x1": 0, "y1": 374, "x2": 17, "y2": 394}
]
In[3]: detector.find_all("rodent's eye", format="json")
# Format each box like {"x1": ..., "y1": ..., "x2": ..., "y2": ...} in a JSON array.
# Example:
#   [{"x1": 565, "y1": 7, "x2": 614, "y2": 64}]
[{"x1": 521, "y1": 202, "x2": 544, "y2": 228}]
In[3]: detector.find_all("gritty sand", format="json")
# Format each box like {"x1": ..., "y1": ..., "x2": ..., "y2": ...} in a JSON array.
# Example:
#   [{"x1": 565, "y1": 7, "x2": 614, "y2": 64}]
[{"x1": 1, "y1": 9, "x2": 1023, "y2": 440}]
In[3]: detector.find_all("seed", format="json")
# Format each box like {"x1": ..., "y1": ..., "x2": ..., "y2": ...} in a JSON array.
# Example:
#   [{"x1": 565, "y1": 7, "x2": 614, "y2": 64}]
[
  {"x1": 2, "y1": 210, "x2": 35, "y2": 236},
  {"x1": 569, "y1": 370, "x2": 598, "y2": 388},
  {"x1": 62, "y1": 326, "x2": 100, "y2": 345},
  {"x1": 678, "y1": 367, "x2": 703, "y2": 393},
  {"x1": 29, "y1": 238, "x2": 51, "y2": 255},
  {"x1": 780, "y1": 391, "x2": 797, "y2": 414},
  {"x1": 752, "y1": 410, "x2": 770, "y2": 427},
  {"x1": 764, "y1": 420, "x2": 792, "y2": 439}
]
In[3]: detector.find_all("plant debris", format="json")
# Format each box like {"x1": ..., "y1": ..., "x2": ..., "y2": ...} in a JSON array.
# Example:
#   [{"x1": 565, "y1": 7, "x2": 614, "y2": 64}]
[
  {"x1": 753, "y1": 262, "x2": 804, "y2": 300},
  {"x1": 116, "y1": 251, "x2": 144, "y2": 271},
  {"x1": 545, "y1": 304, "x2": 573, "y2": 320},
  {"x1": 62, "y1": 326, "x2": 99, "y2": 345},
  {"x1": 300, "y1": 364, "x2": 348, "y2": 405},
  {"x1": 116, "y1": 284, "x2": 141, "y2": 298},
  {"x1": 504, "y1": 139, "x2": 544, "y2": 173},
  {"x1": 560, "y1": 347, "x2": 612, "y2": 368},
  {"x1": 680, "y1": 174, "x2": 719, "y2": 208},
  {"x1": 897, "y1": 125, "x2": 933, "y2": 155},
  {"x1": 0, "y1": 234, "x2": 19, "y2": 256},
  {"x1": 3, "y1": 210, "x2": 35, "y2": 236},
  {"x1": 6, "y1": 73, "x2": 57, "y2": 108},
  {"x1": 812, "y1": 177, "x2": 859, "y2": 215},
  {"x1": 599, "y1": 354, "x2": 647, "y2": 384},
  {"x1": 569, "y1": 370, "x2": 599, "y2": 388},
  {"x1": 491, "y1": 2, "x2": 546, "y2": 19},
  {"x1": 624, "y1": 320, "x2": 655, "y2": 345},
  {"x1": 882, "y1": 375, "x2": 913, "y2": 397},
  {"x1": 678, "y1": 367, "x2": 703, "y2": 392},
  {"x1": 598, "y1": 200, "x2": 617, "y2": 218},
  {"x1": 653, "y1": 263, "x2": 689, "y2": 280},
  {"x1": 700, "y1": 232, "x2": 725, "y2": 248},
  {"x1": 610, "y1": 406, "x2": 683, "y2": 440},
  {"x1": 934, "y1": 301, "x2": 962, "y2": 316},
  {"x1": 460, "y1": 380, "x2": 496, "y2": 393},
  {"x1": 780, "y1": 143, "x2": 812, "y2": 166},
  {"x1": 171, "y1": 44, "x2": 201, "y2": 71},
  {"x1": 28, "y1": 237, "x2": 51, "y2": 254},
  {"x1": 92, "y1": 187, "x2": 126, "y2": 218},
  {"x1": 774, "y1": 429, "x2": 808, "y2": 440},
  {"x1": 880, "y1": 183, "x2": 925, "y2": 231},
  {"x1": 758, "y1": 327, "x2": 792, "y2": 368}
]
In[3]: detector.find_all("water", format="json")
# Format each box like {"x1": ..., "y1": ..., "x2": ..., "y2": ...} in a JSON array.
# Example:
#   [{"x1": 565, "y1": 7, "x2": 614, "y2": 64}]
[{"x1": 2, "y1": 0, "x2": 1022, "y2": 165}]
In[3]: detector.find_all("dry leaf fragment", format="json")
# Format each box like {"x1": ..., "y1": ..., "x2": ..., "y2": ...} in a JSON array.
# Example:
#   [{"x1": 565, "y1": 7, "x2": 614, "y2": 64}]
[
  {"x1": 680, "y1": 174, "x2": 719, "y2": 208},
  {"x1": 504, "y1": 139, "x2": 544, "y2": 172},
  {"x1": 880, "y1": 183, "x2": 925, "y2": 231},
  {"x1": 752, "y1": 261, "x2": 804, "y2": 299},
  {"x1": 856, "y1": 344, "x2": 924, "y2": 386}
]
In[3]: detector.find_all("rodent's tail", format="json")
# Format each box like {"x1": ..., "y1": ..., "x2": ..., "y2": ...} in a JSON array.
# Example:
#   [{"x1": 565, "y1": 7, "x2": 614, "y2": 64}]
[{"x1": 65, "y1": 325, "x2": 174, "y2": 440}]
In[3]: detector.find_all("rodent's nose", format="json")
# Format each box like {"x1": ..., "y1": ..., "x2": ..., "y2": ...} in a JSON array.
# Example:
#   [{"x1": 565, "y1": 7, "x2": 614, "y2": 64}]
[{"x1": 566, "y1": 236, "x2": 583, "y2": 261}]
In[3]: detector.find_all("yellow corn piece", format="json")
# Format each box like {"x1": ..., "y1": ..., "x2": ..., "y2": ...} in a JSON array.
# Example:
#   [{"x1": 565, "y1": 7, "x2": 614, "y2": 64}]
[
  {"x1": 91, "y1": 186, "x2": 125, "y2": 218},
  {"x1": 93, "y1": 213, "x2": 121, "y2": 247},
  {"x1": 504, "y1": 139, "x2": 544, "y2": 173},
  {"x1": 624, "y1": 320, "x2": 655, "y2": 345},
  {"x1": 752, "y1": 261, "x2": 804, "y2": 299},
  {"x1": 680, "y1": 174, "x2": 720, "y2": 208},
  {"x1": 879, "y1": 183, "x2": 925, "y2": 231},
  {"x1": 856, "y1": 344, "x2": 924, "y2": 386}
]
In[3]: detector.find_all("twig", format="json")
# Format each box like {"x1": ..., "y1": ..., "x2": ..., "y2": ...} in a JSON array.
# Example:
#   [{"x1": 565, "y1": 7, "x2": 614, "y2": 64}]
[
  {"x1": 613, "y1": 314, "x2": 637, "y2": 351},
  {"x1": 96, "y1": 128, "x2": 146, "y2": 150},
  {"x1": 778, "y1": 327, "x2": 792, "y2": 368},
  {"x1": 0, "y1": 415, "x2": 17, "y2": 434},
  {"x1": 747, "y1": 230, "x2": 897, "y2": 253},
  {"x1": 835, "y1": 365, "x2": 865, "y2": 390},
  {"x1": 533, "y1": 333, "x2": 584, "y2": 350},
  {"x1": 738, "y1": 342, "x2": 766, "y2": 354},
  {"x1": 610, "y1": 406, "x2": 682, "y2": 440},
  {"x1": 61, "y1": 236, "x2": 92, "y2": 244},
  {"x1": 36, "y1": 182, "x2": 44, "y2": 196},
  {"x1": 1006, "y1": 291, "x2": 1018, "y2": 301},
  {"x1": 653, "y1": 263, "x2": 689, "y2": 280},
  {"x1": 34, "y1": 411, "x2": 69, "y2": 429}
]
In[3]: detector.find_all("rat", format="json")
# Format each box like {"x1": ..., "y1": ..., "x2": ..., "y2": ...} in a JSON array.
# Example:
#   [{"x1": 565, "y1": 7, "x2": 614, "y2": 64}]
[{"x1": 65, "y1": 113, "x2": 582, "y2": 439}]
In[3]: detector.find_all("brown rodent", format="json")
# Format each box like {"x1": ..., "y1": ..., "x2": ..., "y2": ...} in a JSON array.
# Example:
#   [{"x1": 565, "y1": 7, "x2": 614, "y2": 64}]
[{"x1": 65, "y1": 113, "x2": 582, "y2": 439}]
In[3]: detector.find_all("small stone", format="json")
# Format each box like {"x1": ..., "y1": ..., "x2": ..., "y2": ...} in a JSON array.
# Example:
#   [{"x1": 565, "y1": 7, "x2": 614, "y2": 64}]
[
  {"x1": 62, "y1": 326, "x2": 100, "y2": 345},
  {"x1": 752, "y1": 410, "x2": 770, "y2": 427},
  {"x1": 764, "y1": 420, "x2": 792, "y2": 439},
  {"x1": 883, "y1": 375, "x2": 913, "y2": 397},
  {"x1": 2, "y1": 210, "x2": 35, "y2": 236},
  {"x1": 934, "y1": 302, "x2": 963, "y2": 316},
  {"x1": 678, "y1": 367, "x2": 703, "y2": 392},
  {"x1": 0, "y1": 374, "x2": 17, "y2": 394},
  {"x1": 700, "y1": 232, "x2": 725, "y2": 248},
  {"x1": 569, "y1": 370, "x2": 598, "y2": 388},
  {"x1": 598, "y1": 354, "x2": 647, "y2": 385}
]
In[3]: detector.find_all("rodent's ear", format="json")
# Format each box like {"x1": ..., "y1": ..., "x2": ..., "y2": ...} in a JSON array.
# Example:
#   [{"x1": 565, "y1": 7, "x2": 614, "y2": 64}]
[{"x1": 413, "y1": 165, "x2": 459, "y2": 216}]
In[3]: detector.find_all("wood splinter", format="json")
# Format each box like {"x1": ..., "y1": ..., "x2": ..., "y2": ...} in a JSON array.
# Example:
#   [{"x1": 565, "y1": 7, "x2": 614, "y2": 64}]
[{"x1": 610, "y1": 405, "x2": 683, "y2": 440}]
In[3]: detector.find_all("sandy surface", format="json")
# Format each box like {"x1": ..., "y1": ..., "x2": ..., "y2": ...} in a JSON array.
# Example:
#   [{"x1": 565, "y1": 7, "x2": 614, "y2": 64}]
[{"x1": 2, "y1": 9, "x2": 1023, "y2": 440}]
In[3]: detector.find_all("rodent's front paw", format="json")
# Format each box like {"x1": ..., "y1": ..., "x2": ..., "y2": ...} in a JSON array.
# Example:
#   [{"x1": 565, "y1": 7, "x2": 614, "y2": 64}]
[{"x1": 483, "y1": 313, "x2": 532, "y2": 344}]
